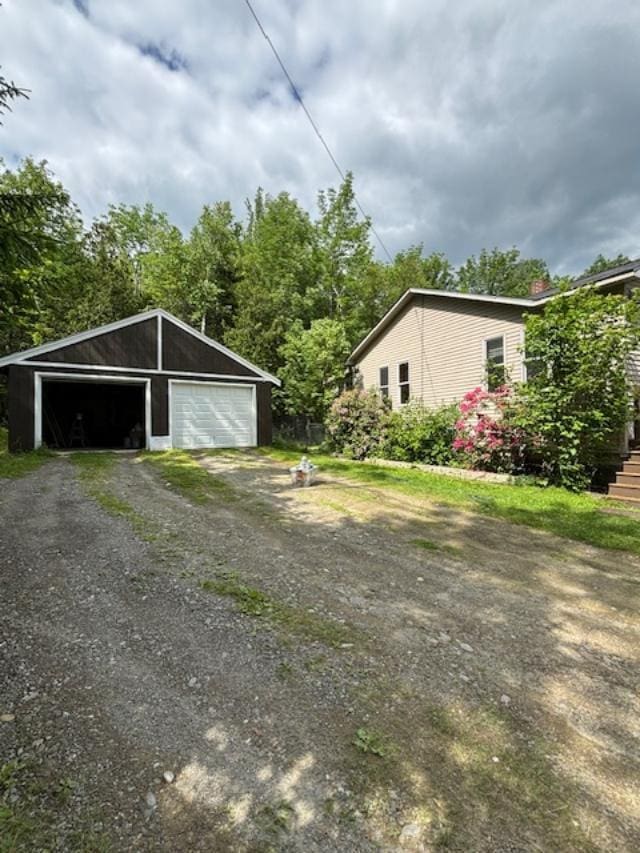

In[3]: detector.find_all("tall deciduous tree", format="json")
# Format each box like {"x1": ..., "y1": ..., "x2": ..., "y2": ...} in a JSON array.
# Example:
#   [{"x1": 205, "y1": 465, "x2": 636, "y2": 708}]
[
  {"x1": 99, "y1": 203, "x2": 185, "y2": 306},
  {"x1": 312, "y1": 172, "x2": 373, "y2": 340},
  {"x1": 0, "y1": 158, "x2": 85, "y2": 354},
  {"x1": 226, "y1": 191, "x2": 316, "y2": 374},
  {"x1": 279, "y1": 319, "x2": 351, "y2": 422},
  {"x1": 457, "y1": 247, "x2": 549, "y2": 297},
  {"x1": 181, "y1": 202, "x2": 241, "y2": 338}
]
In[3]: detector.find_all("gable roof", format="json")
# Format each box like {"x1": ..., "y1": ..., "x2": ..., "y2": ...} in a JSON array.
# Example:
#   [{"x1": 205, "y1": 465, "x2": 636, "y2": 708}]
[
  {"x1": 0, "y1": 308, "x2": 281, "y2": 386},
  {"x1": 528, "y1": 257, "x2": 640, "y2": 301},
  {"x1": 348, "y1": 260, "x2": 640, "y2": 364}
]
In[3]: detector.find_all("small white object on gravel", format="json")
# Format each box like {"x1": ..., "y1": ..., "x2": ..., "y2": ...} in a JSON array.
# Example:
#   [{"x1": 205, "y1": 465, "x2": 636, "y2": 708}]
[
  {"x1": 143, "y1": 791, "x2": 157, "y2": 819},
  {"x1": 1, "y1": 713, "x2": 15, "y2": 722},
  {"x1": 500, "y1": 694, "x2": 511, "y2": 706},
  {"x1": 162, "y1": 771, "x2": 175, "y2": 784},
  {"x1": 458, "y1": 642, "x2": 474, "y2": 653}
]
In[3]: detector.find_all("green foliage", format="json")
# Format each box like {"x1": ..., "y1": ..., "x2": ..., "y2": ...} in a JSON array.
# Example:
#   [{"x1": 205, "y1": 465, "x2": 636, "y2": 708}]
[
  {"x1": 312, "y1": 172, "x2": 375, "y2": 343},
  {"x1": 389, "y1": 246, "x2": 455, "y2": 292},
  {"x1": 457, "y1": 247, "x2": 549, "y2": 297},
  {"x1": 279, "y1": 318, "x2": 351, "y2": 421},
  {"x1": 200, "y1": 570, "x2": 359, "y2": 647},
  {"x1": 0, "y1": 426, "x2": 52, "y2": 478},
  {"x1": 0, "y1": 158, "x2": 87, "y2": 354},
  {"x1": 180, "y1": 202, "x2": 241, "y2": 338},
  {"x1": 225, "y1": 189, "x2": 317, "y2": 375},
  {"x1": 518, "y1": 286, "x2": 640, "y2": 489},
  {"x1": 141, "y1": 449, "x2": 234, "y2": 504},
  {"x1": 325, "y1": 389, "x2": 391, "y2": 459},
  {"x1": 380, "y1": 401, "x2": 459, "y2": 465},
  {"x1": 353, "y1": 727, "x2": 388, "y2": 757},
  {"x1": 582, "y1": 253, "x2": 630, "y2": 277}
]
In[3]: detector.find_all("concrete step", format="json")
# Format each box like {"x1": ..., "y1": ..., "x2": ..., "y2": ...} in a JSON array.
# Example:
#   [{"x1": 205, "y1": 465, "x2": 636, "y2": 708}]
[
  {"x1": 622, "y1": 460, "x2": 640, "y2": 472},
  {"x1": 608, "y1": 483, "x2": 640, "y2": 501}
]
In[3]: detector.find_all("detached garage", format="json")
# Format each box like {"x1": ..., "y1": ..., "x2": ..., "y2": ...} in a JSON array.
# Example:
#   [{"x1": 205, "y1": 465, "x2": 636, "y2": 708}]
[{"x1": 0, "y1": 309, "x2": 279, "y2": 452}]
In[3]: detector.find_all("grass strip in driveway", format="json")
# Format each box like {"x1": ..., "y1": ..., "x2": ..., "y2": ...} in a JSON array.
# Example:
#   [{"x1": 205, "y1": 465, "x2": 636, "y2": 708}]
[
  {"x1": 70, "y1": 452, "x2": 155, "y2": 540},
  {"x1": 140, "y1": 449, "x2": 234, "y2": 504},
  {"x1": 200, "y1": 570, "x2": 361, "y2": 649},
  {"x1": 260, "y1": 448, "x2": 640, "y2": 555},
  {"x1": 0, "y1": 427, "x2": 52, "y2": 479}
]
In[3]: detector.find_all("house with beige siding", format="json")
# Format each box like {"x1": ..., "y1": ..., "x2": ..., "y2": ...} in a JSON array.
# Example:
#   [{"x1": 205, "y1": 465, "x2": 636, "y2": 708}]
[{"x1": 348, "y1": 260, "x2": 640, "y2": 412}]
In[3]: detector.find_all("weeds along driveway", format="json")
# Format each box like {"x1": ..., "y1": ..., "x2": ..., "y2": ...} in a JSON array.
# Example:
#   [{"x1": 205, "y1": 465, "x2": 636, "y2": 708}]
[{"x1": 1, "y1": 451, "x2": 639, "y2": 852}]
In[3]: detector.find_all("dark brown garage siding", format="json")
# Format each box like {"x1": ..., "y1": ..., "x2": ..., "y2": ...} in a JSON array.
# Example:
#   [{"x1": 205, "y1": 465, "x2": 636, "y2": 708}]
[
  {"x1": 151, "y1": 375, "x2": 169, "y2": 436},
  {"x1": 162, "y1": 320, "x2": 258, "y2": 377},
  {"x1": 8, "y1": 365, "x2": 35, "y2": 451},
  {"x1": 257, "y1": 383, "x2": 272, "y2": 445},
  {"x1": 27, "y1": 318, "x2": 157, "y2": 369},
  {"x1": 7, "y1": 314, "x2": 275, "y2": 451}
]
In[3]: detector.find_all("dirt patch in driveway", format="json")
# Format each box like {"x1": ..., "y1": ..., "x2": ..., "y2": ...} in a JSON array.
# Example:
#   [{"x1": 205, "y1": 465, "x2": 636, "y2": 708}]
[{"x1": 1, "y1": 451, "x2": 639, "y2": 851}]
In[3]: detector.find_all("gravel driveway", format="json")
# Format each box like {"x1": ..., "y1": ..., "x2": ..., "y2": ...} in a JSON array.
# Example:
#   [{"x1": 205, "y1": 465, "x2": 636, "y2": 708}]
[{"x1": 1, "y1": 451, "x2": 639, "y2": 852}]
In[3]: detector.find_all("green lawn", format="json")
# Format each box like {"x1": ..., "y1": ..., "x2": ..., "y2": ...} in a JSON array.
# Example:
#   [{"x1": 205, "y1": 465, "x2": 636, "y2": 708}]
[
  {"x1": 0, "y1": 426, "x2": 52, "y2": 479},
  {"x1": 260, "y1": 447, "x2": 640, "y2": 556}
]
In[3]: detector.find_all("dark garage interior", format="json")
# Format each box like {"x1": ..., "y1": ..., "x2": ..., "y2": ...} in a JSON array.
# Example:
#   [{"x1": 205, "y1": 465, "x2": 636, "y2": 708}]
[{"x1": 42, "y1": 380, "x2": 146, "y2": 449}]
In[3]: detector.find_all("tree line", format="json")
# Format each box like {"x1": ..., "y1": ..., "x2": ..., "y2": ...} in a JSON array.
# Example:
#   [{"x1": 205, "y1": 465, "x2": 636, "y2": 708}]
[{"x1": 0, "y1": 157, "x2": 631, "y2": 418}]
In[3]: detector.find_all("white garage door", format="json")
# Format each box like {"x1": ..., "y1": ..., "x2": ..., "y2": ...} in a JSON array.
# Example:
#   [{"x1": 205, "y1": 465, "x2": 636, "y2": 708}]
[{"x1": 171, "y1": 382, "x2": 256, "y2": 449}]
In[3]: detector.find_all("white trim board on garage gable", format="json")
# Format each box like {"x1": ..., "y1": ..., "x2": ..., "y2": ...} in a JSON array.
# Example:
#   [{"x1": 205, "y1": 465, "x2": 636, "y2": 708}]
[{"x1": 0, "y1": 309, "x2": 281, "y2": 386}]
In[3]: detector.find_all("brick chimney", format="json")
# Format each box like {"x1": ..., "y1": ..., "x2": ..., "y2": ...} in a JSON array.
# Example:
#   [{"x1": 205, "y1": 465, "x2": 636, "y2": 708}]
[{"x1": 529, "y1": 279, "x2": 550, "y2": 296}]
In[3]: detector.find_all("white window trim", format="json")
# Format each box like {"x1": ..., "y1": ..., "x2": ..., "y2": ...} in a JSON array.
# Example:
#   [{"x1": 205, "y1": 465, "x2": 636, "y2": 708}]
[
  {"x1": 34, "y1": 371, "x2": 151, "y2": 450},
  {"x1": 398, "y1": 361, "x2": 410, "y2": 405},
  {"x1": 521, "y1": 330, "x2": 544, "y2": 383},
  {"x1": 482, "y1": 334, "x2": 506, "y2": 389},
  {"x1": 378, "y1": 365, "x2": 389, "y2": 397},
  {"x1": 168, "y1": 379, "x2": 257, "y2": 449}
]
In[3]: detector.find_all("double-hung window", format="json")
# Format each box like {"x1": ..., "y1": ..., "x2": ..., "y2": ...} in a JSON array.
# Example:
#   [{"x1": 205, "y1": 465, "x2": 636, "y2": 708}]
[
  {"x1": 398, "y1": 361, "x2": 410, "y2": 404},
  {"x1": 485, "y1": 336, "x2": 505, "y2": 391},
  {"x1": 523, "y1": 339, "x2": 544, "y2": 382},
  {"x1": 379, "y1": 366, "x2": 389, "y2": 398}
]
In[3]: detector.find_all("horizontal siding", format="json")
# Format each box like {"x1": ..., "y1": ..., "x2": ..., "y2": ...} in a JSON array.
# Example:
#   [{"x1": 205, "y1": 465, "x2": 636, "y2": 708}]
[
  {"x1": 356, "y1": 294, "x2": 528, "y2": 409},
  {"x1": 628, "y1": 349, "x2": 640, "y2": 386}
]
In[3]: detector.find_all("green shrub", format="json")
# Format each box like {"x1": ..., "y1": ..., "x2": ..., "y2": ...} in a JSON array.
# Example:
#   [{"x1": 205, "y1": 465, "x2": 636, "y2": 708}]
[
  {"x1": 325, "y1": 388, "x2": 391, "y2": 459},
  {"x1": 380, "y1": 401, "x2": 459, "y2": 465},
  {"x1": 518, "y1": 286, "x2": 640, "y2": 490}
]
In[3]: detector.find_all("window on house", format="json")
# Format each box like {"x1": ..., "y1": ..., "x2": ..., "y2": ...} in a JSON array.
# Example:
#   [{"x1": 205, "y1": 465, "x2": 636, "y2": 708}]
[
  {"x1": 379, "y1": 366, "x2": 389, "y2": 398},
  {"x1": 485, "y1": 336, "x2": 505, "y2": 391},
  {"x1": 523, "y1": 351, "x2": 544, "y2": 382},
  {"x1": 398, "y1": 361, "x2": 410, "y2": 404}
]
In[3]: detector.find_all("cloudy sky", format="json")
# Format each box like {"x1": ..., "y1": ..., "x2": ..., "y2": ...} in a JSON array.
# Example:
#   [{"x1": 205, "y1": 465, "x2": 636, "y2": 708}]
[{"x1": 1, "y1": 0, "x2": 639, "y2": 273}]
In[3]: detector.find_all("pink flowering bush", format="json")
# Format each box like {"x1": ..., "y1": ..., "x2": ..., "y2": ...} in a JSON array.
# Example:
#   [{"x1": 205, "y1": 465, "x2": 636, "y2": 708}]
[{"x1": 452, "y1": 385, "x2": 528, "y2": 473}]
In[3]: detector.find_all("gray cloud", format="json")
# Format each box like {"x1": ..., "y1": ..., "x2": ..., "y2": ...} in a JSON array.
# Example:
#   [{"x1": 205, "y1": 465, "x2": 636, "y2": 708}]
[{"x1": 1, "y1": 0, "x2": 638, "y2": 274}]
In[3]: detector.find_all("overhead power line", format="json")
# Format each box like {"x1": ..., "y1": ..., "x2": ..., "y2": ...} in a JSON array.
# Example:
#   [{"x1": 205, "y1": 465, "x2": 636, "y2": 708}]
[{"x1": 243, "y1": 0, "x2": 393, "y2": 262}]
